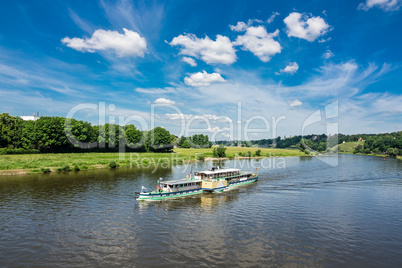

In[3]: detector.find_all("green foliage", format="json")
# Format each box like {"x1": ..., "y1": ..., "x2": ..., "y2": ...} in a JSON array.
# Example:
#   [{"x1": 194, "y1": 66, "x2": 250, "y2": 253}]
[
  {"x1": 213, "y1": 147, "x2": 218, "y2": 158},
  {"x1": 353, "y1": 144, "x2": 364, "y2": 154},
  {"x1": 57, "y1": 164, "x2": 71, "y2": 172},
  {"x1": 147, "y1": 127, "x2": 173, "y2": 152},
  {"x1": 255, "y1": 149, "x2": 261, "y2": 156},
  {"x1": 73, "y1": 165, "x2": 80, "y2": 171},
  {"x1": 181, "y1": 139, "x2": 191, "y2": 148},
  {"x1": 197, "y1": 154, "x2": 205, "y2": 161},
  {"x1": 387, "y1": 148, "x2": 398, "y2": 157},
  {"x1": 177, "y1": 134, "x2": 211, "y2": 148},
  {"x1": 244, "y1": 151, "x2": 251, "y2": 157},
  {"x1": 108, "y1": 160, "x2": 117, "y2": 168},
  {"x1": 0, "y1": 113, "x2": 23, "y2": 148},
  {"x1": 0, "y1": 148, "x2": 40, "y2": 155},
  {"x1": 216, "y1": 145, "x2": 226, "y2": 158},
  {"x1": 40, "y1": 167, "x2": 51, "y2": 173}
]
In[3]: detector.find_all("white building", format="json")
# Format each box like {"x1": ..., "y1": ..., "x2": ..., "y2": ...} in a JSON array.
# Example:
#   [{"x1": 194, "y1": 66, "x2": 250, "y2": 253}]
[{"x1": 21, "y1": 113, "x2": 41, "y2": 121}]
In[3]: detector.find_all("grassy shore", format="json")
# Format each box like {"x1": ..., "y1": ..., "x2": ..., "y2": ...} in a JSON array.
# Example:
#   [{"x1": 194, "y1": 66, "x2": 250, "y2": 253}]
[
  {"x1": 336, "y1": 141, "x2": 401, "y2": 160},
  {"x1": 0, "y1": 147, "x2": 305, "y2": 175}
]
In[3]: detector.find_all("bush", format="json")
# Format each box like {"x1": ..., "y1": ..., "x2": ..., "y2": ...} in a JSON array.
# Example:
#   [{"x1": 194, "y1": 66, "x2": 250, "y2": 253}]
[
  {"x1": 197, "y1": 154, "x2": 205, "y2": 161},
  {"x1": 57, "y1": 164, "x2": 71, "y2": 172},
  {"x1": 109, "y1": 160, "x2": 118, "y2": 168},
  {"x1": 255, "y1": 149, "x2": 261, "y2": 156},
  {"x1": 0, "y1": 148, "x2": 40, "y2": 155},
  {"x1": 213, "y1": 147, "x2": 218, "y2": 158},
  {"x1": 40, "y1": 167, "x2": 51, "y2": 173},
  {"x1": 238, "y1": 152, "x2": 244, "y2": 157},
  {"x1": 216, "y1": 145, "x2": 226, "y2": 158},
  {"x1": 73, "y1": 165, "x2": 80, "y2": 171}
]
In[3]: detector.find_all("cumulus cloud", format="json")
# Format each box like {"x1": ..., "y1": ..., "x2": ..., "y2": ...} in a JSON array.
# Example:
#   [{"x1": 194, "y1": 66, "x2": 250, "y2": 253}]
[
  {"x1": 169, "y1": 34, "x2": 236, "y2": 65},
  {"x1": 233, "y1": 26, "x2": 282, "y2": 62},
  {"x1": 230, "y1": 22, "x2": 248, "y2": 32},
  {"x1": 154, "y1": 98, "x2": 176, "y2": 105},
  {"x1": 184, "y1": 71, "x2": 226, "y2": 87},
  {"x1": 279, "y1": 62, "x2": 299, "y2": 75},
  {"x1": 62, "y1": 28, "x2": 147, "y2": 57},
  {"x1": 358, "y1": 0, "x2": 401, "y2": 11},
  {"x1": 181, "y1": 57, "x2": 197, "y2": 66},
  {"x1": 229, "y1": 19, "x2": 264, "y2": 31},
  {"x1": 288, "y1": 99, "x2": 302, "y2": 107},
  {"x1": 284, "y1": 12, "x2": 331, "y2": 42}
]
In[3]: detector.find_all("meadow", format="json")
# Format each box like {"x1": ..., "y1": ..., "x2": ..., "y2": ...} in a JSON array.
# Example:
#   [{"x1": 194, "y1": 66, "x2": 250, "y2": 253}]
[{"x1": 0, "y1": 147, "x2": 305, "y2": 174}]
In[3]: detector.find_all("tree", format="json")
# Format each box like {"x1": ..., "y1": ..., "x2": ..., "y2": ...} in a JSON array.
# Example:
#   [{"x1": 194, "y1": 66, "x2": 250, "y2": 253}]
[
  {"x1": 147, "y1": 127, "x2": 173, "y2": 152},
  {"x1": 182, "y1": 139, "x2": 191, "y2": 148},
  {"x1": 216, "y1": 145, "x2": 226, "y2": 158},
  {"x1": 34, "y1": 117, "x2": 69, "y2": 152},
  {"x1": 0, "y1": 113, "x2": 23, "y2": 148},
  {"x1": 387, "y1": 148, "x2": 398, "y2": 157},
  {"x1": 124, "y1": 124, "x2": 145, "y2": 151}
]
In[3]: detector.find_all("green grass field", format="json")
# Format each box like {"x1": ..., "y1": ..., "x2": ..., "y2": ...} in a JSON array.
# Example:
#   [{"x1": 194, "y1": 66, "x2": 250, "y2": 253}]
[
  {"x1": 336, "y1": 140, "x2": 365, "y2": 153},
  {"x1": 0, "y1": 147, "x2": 305, "y2": 173}
]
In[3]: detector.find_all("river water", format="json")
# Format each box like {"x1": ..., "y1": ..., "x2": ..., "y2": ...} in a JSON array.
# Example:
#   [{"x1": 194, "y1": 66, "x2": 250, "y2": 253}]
[{"x1": 0, "y1": 154, "x2": 401, "y2": 267}]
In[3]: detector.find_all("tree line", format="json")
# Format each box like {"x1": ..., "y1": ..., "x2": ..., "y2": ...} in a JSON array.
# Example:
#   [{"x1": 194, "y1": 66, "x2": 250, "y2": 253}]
[
  {"x1": 0, "y1": 113, "x2": 178, "y2": 153},
  {"x1": 214, "y1": 132, "x2": 402, "y2": 157}
]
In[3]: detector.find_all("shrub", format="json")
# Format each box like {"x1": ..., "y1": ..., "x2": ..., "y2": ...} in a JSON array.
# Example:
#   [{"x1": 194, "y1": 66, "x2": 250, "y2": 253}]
[
  {"x1": 255, "y1": 149, "x2": 261, "y2": 156},
  {"x1": 57, "y1": 164, "x2": 71, "y2": 172},
  {"x1": 73, "y1": 165, "x2": 80, "y2": 171},
  {"x1": 216, "y1": 145, "x2": 226, "y2": 158},
  {"x1": 109, "y1": 160, "x2": 117, "y2": 168},
  {"x1": 40, "y1": 167, "x2": 51, "y2": 173},
  {"x1": 197, "y1": 154, "x2": 205, "y2": 161}
]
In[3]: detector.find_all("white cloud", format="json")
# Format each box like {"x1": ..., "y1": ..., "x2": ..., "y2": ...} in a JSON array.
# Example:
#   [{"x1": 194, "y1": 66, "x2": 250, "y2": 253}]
[
  {"x1": 181, "y1": 57, "x2": 197, "y2": 66},
  {"x1": 358, "y1": 0, "x2": 401, "y2": 11},
  {"x1": 62, "y1": 28, "x2": 147, "y2": 57},
  {"x1": 267, "y1": 12, "x2": 280, "y2": 23},
  {"x1": 165, "y1": 113, "x2": 232, "y2": 122},
  {"x1": 284, "y1": 12, "x2": 331, "y2": 42},
  {"x1": 280, "y1": 62, "x2": 299, "y2": 75},
  {"x1": 230, "y1": 21, "x2": 248, "y2": 32},
  {"x1": 207, "y1": 126, "x2": 229, "y2": 132},
  {"x1": 322, "y1": 50, "x2": 334, "y2": 59},
  {"x1": 288, "y1": 99, "x2": 302, "y2": 107},
  {"x1": 184, "y1": 71, "x2": 226, "y2": 87},
  {"x1": 229, "y1": 19, "x2": 264, "y2": 32},
  {"x1": 233, "y1": 26, "x2": 282, "y2": 62},
  {"x1": 136, "y1": 87, "x2": 176, "y2": 94},
  {"x1": 169, "y1": 34, "x2": 236, "y2": 65},
  {"x1": 154, "y1": 98, "x2": 176, "y2": 105}
]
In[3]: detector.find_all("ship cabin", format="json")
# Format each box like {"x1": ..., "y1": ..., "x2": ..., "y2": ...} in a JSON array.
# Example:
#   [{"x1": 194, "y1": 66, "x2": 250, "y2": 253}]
[
  {"x1": 194, "y1": 168, "x2": 241, "y2": 181},
  {"x1": 160, "y1": 179, "x2": 203, "y2": 193}
]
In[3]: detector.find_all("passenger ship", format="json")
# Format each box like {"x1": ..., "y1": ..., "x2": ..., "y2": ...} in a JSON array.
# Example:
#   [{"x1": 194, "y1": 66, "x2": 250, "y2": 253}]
[{"x1": 135, "y1": 167, "x2": 258, "y2": 201}]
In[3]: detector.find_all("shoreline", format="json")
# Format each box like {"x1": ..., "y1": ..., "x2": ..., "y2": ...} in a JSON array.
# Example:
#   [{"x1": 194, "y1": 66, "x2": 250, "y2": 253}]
[
  {"x1": 0, "y1": 154, "x2": 301, "y2": 176},
  {"x1": 2, "y1": 149, "x2": 397, "y2": 177}
]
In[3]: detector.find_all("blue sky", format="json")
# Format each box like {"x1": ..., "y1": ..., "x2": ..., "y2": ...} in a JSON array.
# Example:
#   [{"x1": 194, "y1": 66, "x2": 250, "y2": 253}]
[{"x1": 0, "y1": 0, "x2": 401, "y2": 140}]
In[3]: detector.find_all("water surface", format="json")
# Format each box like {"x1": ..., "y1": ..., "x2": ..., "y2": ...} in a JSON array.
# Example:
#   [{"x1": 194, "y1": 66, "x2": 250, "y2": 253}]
[{"x1": 0, "y1": 154, "x2": 401, "y2": 267}]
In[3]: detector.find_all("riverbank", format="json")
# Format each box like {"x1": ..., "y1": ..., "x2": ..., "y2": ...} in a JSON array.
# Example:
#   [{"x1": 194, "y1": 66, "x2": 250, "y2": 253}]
[{"x1": 0, "y1": 147, "x2": 305, "y2": 176}]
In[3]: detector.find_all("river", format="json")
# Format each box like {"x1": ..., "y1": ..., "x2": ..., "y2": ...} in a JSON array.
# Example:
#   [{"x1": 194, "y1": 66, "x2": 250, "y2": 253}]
[{"x1": 0, "y1": 154, "x2": 401, "y2": 267}]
